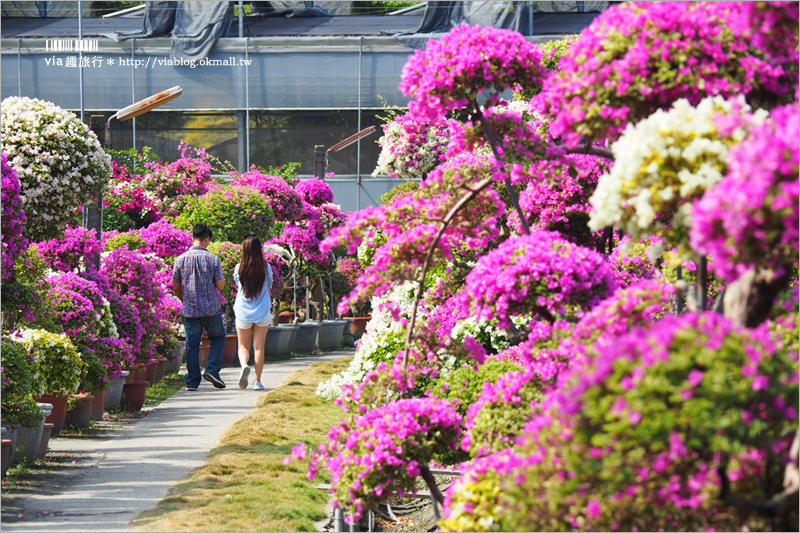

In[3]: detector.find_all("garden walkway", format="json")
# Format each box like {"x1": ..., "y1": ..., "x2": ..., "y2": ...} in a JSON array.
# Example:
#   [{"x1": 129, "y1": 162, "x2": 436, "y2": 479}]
[{"x1": 1, "y1": 350, "x2": 354, "y2": 532}]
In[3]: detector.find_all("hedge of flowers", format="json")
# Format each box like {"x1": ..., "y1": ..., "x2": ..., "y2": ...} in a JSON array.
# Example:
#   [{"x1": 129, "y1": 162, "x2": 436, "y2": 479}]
[{"x1": 285, "y1": 5, "x2": 800, "y2": 530}]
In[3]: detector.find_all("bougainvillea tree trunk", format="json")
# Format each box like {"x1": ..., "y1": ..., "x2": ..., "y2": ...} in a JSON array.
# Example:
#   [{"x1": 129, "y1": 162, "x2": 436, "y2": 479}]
[{"x1": 723, "y1": 267, "x2": 790, "y2": 328}]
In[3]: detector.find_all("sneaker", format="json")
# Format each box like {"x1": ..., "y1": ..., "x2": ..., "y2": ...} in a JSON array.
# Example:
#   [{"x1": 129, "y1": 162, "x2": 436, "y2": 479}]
[
  {"x1": 203, "y1": 373, "x2": 226, "y2": 389},
  {"x1": 252, "y1": 381, "x2": 265, "y2": 390},
  {"x1": 238, "y1": 366, "x2": 251, "y2": 389},
  {"x1": 184, "y1": 386, "x2": 198, "y2": 391}
]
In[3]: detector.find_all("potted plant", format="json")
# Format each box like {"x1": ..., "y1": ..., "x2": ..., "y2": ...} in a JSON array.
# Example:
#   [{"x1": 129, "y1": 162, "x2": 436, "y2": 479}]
[
  {"x1": 334, "y1": 258, "x2": 372, "y2": 336},
  {"x1": 11, "y1": 328, "x2": 85, "y2": 437},
  {"x1": 1, "y1": 336, "x2": 44, "y2": 465}
]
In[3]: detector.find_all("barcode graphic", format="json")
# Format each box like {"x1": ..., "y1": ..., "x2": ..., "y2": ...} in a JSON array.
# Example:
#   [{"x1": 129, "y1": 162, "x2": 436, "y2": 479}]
[{"x1": 46, "y1": 39, "x2": 99, "y2": 52}]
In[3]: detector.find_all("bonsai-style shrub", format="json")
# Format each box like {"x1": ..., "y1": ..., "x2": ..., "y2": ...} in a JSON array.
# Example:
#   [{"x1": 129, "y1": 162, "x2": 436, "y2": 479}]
[
  {"x1": 103, "y1": 230, "x2": 145, "y2": 252},
  {"x1": 177, "y1": 185, "x2": 275, "y2": 243},
  {"x1": 138, "y1": 219, "x2": 192, "y2": 262},
  {"x1": 11, "y1": 328, "x2": 85, "y2": 397},
  {"x1": 37, "y1": 225, "x2": 102, "y2": 273},
  {"x1": 101, "y1": 247, "x2": 165, "y2": 366},
  {"x1": 691, "y1": 102, "x2": 799, "y2": 282},
  {"x1": 0, "y1": 336, "x2": 42, "y2": 429},
  {"x1": 206, "y1": 241, "x2": 241, "y2": 308},
  {"x1": 0, "y1": 96, "x2": 112, "y2": 241},
  {"x1": 41, "y1": 272, "x2": 118, "y2": 344},
  {"x1": 102, "y1": 160, "x2": 161, "y2": 232},
  {"x1": 373, "y1": 113, "x2": 452, "y2": 180},
  {"x1": 286, "y1": 398, "x2": 463, "y2": 524},
  {"x1": 230, "y1": 167, "x2": 304, "y2": 222}
]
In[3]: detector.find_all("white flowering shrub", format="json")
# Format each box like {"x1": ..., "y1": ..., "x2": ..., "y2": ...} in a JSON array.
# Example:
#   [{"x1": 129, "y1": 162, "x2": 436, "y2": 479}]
[
  {"x1": 317, "y1": 281, "x2": 416, "y2": 401},
  {"x1": 372, "y1": 114, "x2": 452, "y2": 180},
  {"x1": 588, "y1": 96, "x2": 767, "y2": 257},
  {"x1": 1, "y1": 96, "x2": 112, "y2": 241},
  {"x1": 10, "y1": 328, "x2": 84, "y2": 396}
]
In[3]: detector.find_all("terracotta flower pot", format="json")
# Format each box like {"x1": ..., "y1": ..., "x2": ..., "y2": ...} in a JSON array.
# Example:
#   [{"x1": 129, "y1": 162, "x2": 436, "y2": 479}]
[
  {"x1": 1, "y1": 439, "x2": 13, "y2": 479},
  {"x1": 152, "y1": 357, "x2": 168, "y2": 383},
  {"x1": 221, "y1": 335, "x2": 238, "y2": 367},
  {"x1": 145, "y1": 359, "x2": 161, "y2": 384},
  {"x1": 64, "y1": 393, "x2": 95, "y2": 430},
  {"x1": 127, "y1": 365, "x2": 147, "y2": 382},
  {"x1": 120, "y1": 380, "x2": 149, "y2": 411},
  {"x1": 344, "y1": 316, "x2": 371, "y2": 336},
  {"x1": 90, "y1": 389, "x2": 106, "y2": 421},
  {"x1": 37, "y1": 423, "x2": 54, "y2": 460},
  {"x1": 198, "y1": 344, "x2": 210, "y2": 368},
  {"x1": 35, "y1": 393, "x2": 69, "y2": 437},
  {"x1": 278, "y1": 311, "x2": 294, "y2": 324}
]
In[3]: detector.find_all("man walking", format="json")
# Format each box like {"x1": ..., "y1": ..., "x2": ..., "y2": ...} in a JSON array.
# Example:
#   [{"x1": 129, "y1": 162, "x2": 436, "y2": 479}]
[{"x1": 172, "y1": 223, "x2": 227, "y2": 390}]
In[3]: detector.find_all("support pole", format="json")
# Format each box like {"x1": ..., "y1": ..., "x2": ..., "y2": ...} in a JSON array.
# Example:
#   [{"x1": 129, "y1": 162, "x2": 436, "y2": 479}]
[
  {"x1": 314, "y1": 145, "x2": 326, "y2": 179},
  {"x1": 78, "y1": 1, "x2": 84, "y2": 123},
  {"x1": 87, "y1": 115, "x2": 105, "y2": 271}
]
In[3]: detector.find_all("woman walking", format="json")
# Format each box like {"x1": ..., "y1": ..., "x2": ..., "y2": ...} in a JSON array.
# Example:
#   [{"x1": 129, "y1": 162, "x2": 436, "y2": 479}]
[{"x1": 233, "y1": 235, "x2": 274, "y2": 390}]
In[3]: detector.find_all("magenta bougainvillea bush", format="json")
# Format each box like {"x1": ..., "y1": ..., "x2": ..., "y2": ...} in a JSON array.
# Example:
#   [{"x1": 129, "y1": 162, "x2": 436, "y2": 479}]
[
  {"x1": 295, "y1": 177, "x2": 334, "y2": 207},
  {"x1": 138, "y1": 219, "x2": 192, "y2": 261},
  {"x1": 290, "y1": 3, "x2": 800, "y2": 531},
  {"x1": 534, "y1": 1, "x2": 796, "y2": 147},
  {"x1": 691, "y1": 101, "x2": 799, "y2": 282},
  {"x1": 230, "y1": 167, "x2": 304, "y2": 222},
  {"x1": 37, "y1": 225, "x2": 102, "y2": 273},
  {"x1": 1, "y1": 152, "x2": 27, "y2": 281}
]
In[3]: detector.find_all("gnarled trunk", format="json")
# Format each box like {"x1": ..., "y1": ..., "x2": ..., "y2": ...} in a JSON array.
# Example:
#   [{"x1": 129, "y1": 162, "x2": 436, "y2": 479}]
[{"x1": 723, "y1": 267, "x2": 790, "y2": 328}]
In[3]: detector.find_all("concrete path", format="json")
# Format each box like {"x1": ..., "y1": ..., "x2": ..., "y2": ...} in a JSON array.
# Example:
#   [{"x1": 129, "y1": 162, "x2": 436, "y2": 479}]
[{"x1": 1, "y1": 351, "x2": 353, "y2": 532}]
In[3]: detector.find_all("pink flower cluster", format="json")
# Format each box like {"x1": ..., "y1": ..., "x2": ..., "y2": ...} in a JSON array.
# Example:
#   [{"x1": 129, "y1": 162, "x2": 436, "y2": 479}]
[
  {"x1": 104, "y1": 161, "x2": 162, "y2": 226},
  {"x1": 83, "y1": 270, "x2": 144, "y2": 358},
  {"x1": 400, "y1": 24, "x2": 545, "y2": 120},
  {"x1": 691, "y1": 102, "x2": 799, "y2": 282},
  {"x1": 507, "y1": 153, "x2": 609, "y2": 237},
  {"x1": 323, "y1": 152, "x2": 505, "y2": 315},
  {"x1": 336, "y1": 257, "x2": 363, "y2": 288},
  {"x1": 288, "y1": 397, "x2": 462, "y2": 524},
  {"x1": 138, "y1": 219, "x2": 192, "y2": 260},
  {"x1": 734, "y1": 1, "x2": 799, "y2": 66},
  {"x1": 38, "y1": 225, "x2": 101, "y2": 273},
  {"x1": 101, "y1": 247, "x2": 165, "y2": 365},
  {"x1": 295, "y1": 177, "x2": 334, "y2": 206},
  {"x1": 1, "y1": 152, "x2": 27, "y2": 280},
  {"x1": 536, "y1": 1, "x2": 793, "y2": 147},
  {"x1": 230, "y1": 167, "x2": 304, "y2": 222},
  {"x1": 462, "y1": 231, "x2": 617, "y2": 327}
]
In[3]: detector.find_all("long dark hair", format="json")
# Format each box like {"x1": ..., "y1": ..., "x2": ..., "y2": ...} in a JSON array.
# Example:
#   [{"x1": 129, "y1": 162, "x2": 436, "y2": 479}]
[{"x1": 239, "y1": 235, "x2": 266, "y2": 300}]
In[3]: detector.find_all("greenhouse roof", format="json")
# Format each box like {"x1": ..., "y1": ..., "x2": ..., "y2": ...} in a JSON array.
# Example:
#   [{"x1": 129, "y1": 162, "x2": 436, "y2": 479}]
[{"x1": 1, "y1": 12, "x2": 597, "y2": 39}]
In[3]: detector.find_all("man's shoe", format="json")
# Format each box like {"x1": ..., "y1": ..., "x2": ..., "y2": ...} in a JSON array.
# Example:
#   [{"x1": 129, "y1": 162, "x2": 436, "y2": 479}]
[
  {"x1": 203, "y1": 373, "x2": 226, "y2": 389},
  {"x1": 238, "y1": 366, "x2": 251, "y2": 389},
  {"x1": 185, "y1": 386, "x2": 198, "y2": 391},
  {"x1": 253, "y1": 381, "x2": 265, "y2": 391}
]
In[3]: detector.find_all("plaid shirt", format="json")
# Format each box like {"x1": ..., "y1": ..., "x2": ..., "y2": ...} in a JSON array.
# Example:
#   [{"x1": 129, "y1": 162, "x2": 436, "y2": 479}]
[{"x1": 172, "y1": 245, "x2": 224, "y2": 318}]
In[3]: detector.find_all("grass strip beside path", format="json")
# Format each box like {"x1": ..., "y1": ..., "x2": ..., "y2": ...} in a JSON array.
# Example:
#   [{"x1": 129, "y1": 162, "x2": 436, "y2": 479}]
[{"x1": 131, "y1": 356, "x2": 352, "y2": 533}]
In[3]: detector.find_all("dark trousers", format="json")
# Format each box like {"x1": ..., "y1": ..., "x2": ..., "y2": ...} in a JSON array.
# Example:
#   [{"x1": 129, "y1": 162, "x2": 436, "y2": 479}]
[{"x1": 183, "y1": 311, "x2": 225, "y2": 388}]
